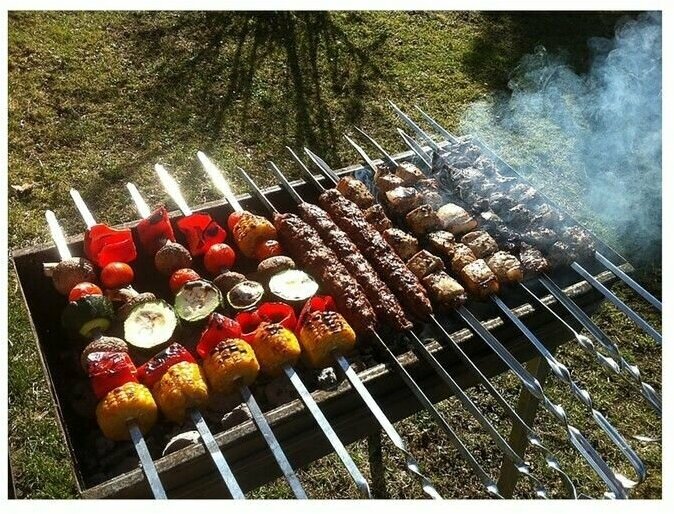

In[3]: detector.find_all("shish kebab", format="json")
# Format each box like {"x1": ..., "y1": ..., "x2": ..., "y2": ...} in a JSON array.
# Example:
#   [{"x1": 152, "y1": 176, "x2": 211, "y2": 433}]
[
  {"x1": 125, "y1": 181, "x2": 307, "y2": 499},
  {"x1": 45, "y1": 210, "x2": 167, "y2": 499},
  {"x1": 301, "y1": 148, "x2": 631, "y2": 499},
  {"x1": 277, "y1": 150, "x2": 582, "y2": 498},
  {"x1": 195, "y1": 152, "x2": 442, "y2": 499},
  {"x1": 390, "y1": 102, "x2": 661, "y2": 343},
  {"x1": 343, "y1": 130, "x2": 647, "y2": 490},
  {"x1": 413, "y1": 105, "x2": 662, "y2": 314},
  {"x1": 69, "y1": 188, "x2": 247, "y2": 498},
  {"x1": 393, "y1": 109, "x2": 662, "y2": 413},
  {"x1": 151, "y1": 162, "x2": 374, "y2": 498}
]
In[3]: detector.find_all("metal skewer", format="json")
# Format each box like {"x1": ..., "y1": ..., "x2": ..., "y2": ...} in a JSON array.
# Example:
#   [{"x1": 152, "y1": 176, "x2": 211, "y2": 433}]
[
  {"x1": 347, "y1": 129, "x2": 647, "y2": 488},
  {"x1": 134, "y1": 175, "x2": 306, "y2": 499},
  {"x1": 196, "y1": 155, "x2": 371, "y2": 499},
  {"x1": 72, "y1": 188, "x2": 245, "y2": 498},
  {"x1": 304, "y1": 147, "x2": 630, "y2": 499},
  {"x1": 46, "y1": 209, "x2": 167, "y2": 500}
]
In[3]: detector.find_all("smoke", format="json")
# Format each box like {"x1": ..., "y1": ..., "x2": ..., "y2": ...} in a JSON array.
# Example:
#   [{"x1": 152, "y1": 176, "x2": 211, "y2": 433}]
[{"x1": 460, "y1": 12, "x2": 662, "y2": 268}]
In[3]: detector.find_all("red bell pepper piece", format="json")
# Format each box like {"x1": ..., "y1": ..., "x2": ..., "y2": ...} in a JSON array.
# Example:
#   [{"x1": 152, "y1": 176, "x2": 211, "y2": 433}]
[
  {"x1": 176, "y1": 213, "x2": 227, "y2": 256},
  {"x1": 137, "y1": 343, "x2": 195, "y2": 388},
  {"x1": 257, "y1": 302, "x2": 297, "y2": 331},
  {"x1": 197, "y1": 313, "x2": 242, "y2": 358},
  {"x1": 296, "y1": 295, "x2": 337, "y2": 334},
  {"x1": 235, "y1": 310, "x2": 262, "y2": 343},
  {"x1": 84, "y1": 223, "x2": 137, "y2": 268},
  {"x1": 136, "y1": 206, "x2": 176, "y2": 255},
  {"x1": 87, "y1": 352, "x2": 138, "y2": 400}
]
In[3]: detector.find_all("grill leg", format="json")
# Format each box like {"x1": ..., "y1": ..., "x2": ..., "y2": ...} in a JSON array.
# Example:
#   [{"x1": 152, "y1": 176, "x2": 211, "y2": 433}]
[
  {"x1": 497, "y1": 355, "x2": 552, "y2": 498},
  {"x1": 368, "y1": 430, "x2": 389, "y2": 498}
]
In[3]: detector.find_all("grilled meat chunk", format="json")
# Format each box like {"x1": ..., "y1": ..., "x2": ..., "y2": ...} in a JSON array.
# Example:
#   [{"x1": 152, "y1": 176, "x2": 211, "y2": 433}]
[
  {"x1": 416, "y1": 178, "x2": 444, "y2": 208},
  {"x1": 376, "y1": 173, "x2": 405, "y2": 192},
  {"x1": 406, "y1": 204, "x2": 442, "y2": 236},
  {"x1": 563, "y1": 226, "x2": 596, "y2": 258},
  {"x1": 450, "y1": 243, "x2": 477, "y2": 274},
  {"x1": 519, "y1": 244, "x2": 549, "y2": 276},
  {"x1": 521, "y1": 228, "x2": 558, "y2": 249},
  {"x1": 486, "y1": 251, "x2": 524, "y2": 284},
  {"x1": 273, "y1": 212, "x2": 377, "y2": 334},
  {"x1": 406, "y1": 250, "x2": 444, "y2": 279},
  {"x1": 437, "y1": 203, "x2": 478, "y2": 235},
  {"x1": 459, "y1": 259, "x2": 500, "y2": 299},
  {"x1": 336, "y1": 176, "x2": 375, "y2": 209},
  {"x1": 385, "y1": 186, "x2": 422, "y2": 215},
  {"x1": 296, "y1": 203, "x2": 411, "y2": 331},
  {"x1": 395, "y1": 162, "x2": 425, "y2": 186},
  {"x1": 318, "y1": 189, "x2": 433, "y2": 320},
  {"x1": 363, "y1": 204, "x2": 393, "y2": 233},
  {"x1": 461, "y1": 230, "x2": 499, "y2": 259},
  {"x1": 383, "y1": 228, "x2": 419, "y2": 261},
  {"x1": 422, "y1": 272, "x2": 467, "y2": 309},
  {"x1": 426, "y1": 230, "x2": 456, "y2": 258}
]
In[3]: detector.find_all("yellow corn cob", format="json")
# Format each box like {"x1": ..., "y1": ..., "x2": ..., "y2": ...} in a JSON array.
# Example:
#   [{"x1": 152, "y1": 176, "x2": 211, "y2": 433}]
[
  {"x1": 299, "y1": 311, "x2": 356, "y2": 369},
  {"x1": 250, "y1": 322, "x2": 301, "y2": 377},
  {"x1": 203, "y1": 338, "x2": 260, "y2": 394},
  {"x1": 152, "y1": 361, "x2": 210, "y2": 424},
  {"x1": 233, "y1": 212, "x2": 277, "y2": 258},
  {"x1": 96, "y1": 382, "x2": 158, "y2": 441}
]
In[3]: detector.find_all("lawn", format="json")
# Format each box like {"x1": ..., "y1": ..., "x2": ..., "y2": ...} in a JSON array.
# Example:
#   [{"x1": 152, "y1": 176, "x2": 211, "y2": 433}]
[{"x1": 8, "y1": 11, "x2": 661, "y2": 499}]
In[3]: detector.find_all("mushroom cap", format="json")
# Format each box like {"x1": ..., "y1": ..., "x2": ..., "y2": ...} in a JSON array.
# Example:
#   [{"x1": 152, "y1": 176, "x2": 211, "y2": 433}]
[
  {"x1": 117, "y1": 291, "x2": 157, "y2": 321},
  {"x1": 80, "y1": 336, "x2": 129, "y2": 371},
  {"x1": 52, "y1": 258, "x2": 96, "y2": 295},
  {"x1": 154, "y1": 241, "x2": 192, "y2": 275}
]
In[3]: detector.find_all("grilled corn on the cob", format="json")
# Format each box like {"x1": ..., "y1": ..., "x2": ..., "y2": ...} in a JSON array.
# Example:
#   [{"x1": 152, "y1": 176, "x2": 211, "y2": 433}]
[
  {"x1": 299, "y1": 310, "x2": 356, "y2": 368},
  {"x1": 233, "y1": 212, "x2": 277, "y2": 258},
  {"x1": 250, "y1": 322, "x2": 301, "y2": 376},
  {"x1": 95, "y1": 381, "x2": 158, "y2": 441},
  {"x1": 203, "y1": 338, "x2": 260, "y2": 394},
  {"x1": 152, "y1": 361, "x2": 210, "y2": 424}
]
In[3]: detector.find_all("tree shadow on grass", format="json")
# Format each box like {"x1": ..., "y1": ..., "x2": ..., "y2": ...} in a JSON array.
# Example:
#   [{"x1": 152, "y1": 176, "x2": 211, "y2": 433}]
[{"x1": 126, "y1": 12, "x2": 389, "y2": 164}]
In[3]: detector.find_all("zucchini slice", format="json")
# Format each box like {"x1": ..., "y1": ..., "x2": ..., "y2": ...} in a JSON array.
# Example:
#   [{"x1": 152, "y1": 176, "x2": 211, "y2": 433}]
[
  {"x1": 61, "y1": 295, "x2": 114, "y2": 339},
  {"x1": 174, "y1": 280, "x2": 222, "y2": 322},
  {"x1": 124, "y1": 299, "x2": 177, "y2": 351}
]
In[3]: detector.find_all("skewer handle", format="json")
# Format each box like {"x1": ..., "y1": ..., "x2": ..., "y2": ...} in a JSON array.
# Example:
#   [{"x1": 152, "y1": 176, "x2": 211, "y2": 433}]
[
  {"x1": 69, "y1": 189, "x2": 97, "y2": 228},
  {"x1": 126, "y1": 183, "x2": 152, "y2": 218},
  {"x1": 128, "y1": 421, "x2": 167, "y2": 499},
  {"x1": 45, "y1": 210, "x2": 72, "y2": 261},
  {"x1": 594, "y1": 251, "x2": 661, "y2": 311},
  {"x1": 154, "y1": 164, "x2": 193, "y2": 216},
  {"x1": 197, "y1": 151, "x2": 243, "y2": 213}
]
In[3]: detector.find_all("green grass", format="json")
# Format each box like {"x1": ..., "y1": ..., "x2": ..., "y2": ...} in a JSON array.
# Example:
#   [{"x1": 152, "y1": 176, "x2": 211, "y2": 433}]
[{"x1": 8, "y1": 11, "x2": 660, "y2": 499}]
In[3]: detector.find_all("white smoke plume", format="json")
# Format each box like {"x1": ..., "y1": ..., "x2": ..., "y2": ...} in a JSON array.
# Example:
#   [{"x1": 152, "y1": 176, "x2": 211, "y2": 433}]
[{"x1": 460, "y1": 12, "x2": 661, "y2": 267}]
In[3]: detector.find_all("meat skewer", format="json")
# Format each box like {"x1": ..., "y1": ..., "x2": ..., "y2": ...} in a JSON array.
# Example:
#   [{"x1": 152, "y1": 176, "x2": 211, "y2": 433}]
[
  {"x1": 349, "y1": 129, "x2": 648, "y2": 489},
  {"x1": 46, "y1": 210, "x2": 167, "y2": 499},
  {"x1": 391, "y1": 102, "x2": 661, "y2": 342},
  {"x1": 125, "y1": 182, "x2": 307, "y2": 499},
  {"x1": 395, "y1": 116, "x2": 663, "y2": 414},
  {"x1": 305, "y1": 146, "x2": 631, "y2": 499}
]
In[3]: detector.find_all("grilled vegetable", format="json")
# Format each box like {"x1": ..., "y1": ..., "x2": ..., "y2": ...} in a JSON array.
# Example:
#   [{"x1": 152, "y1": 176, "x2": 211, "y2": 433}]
[
  {"x1": 87, "y1": 351, "x2": 137, "y2": 400},
  {"x1": 154, "y1": 240, "x2": 193, "y2": 275},
  {"x1": 298, "y1": 310, "x2": 356, "y2": 369},
  {"x1": 227, "y1": 280, "x2": 265, "y2": 311},
  {"x1": 100, "y1": 262, "x2": 135, "y2": 289},
  {"x1": 52, "y1": 257, "x2": 96, "y2": 296},
  {"x1": 268, "y1": 269, "x2": 319, "y2": 304},
  {"x1": 232, "y1": 212, "x2": 277, "y2": 258},
  {"x1": 236, "y1": 302, "x2": 298, "y2": 343},
  {"x1": 117, "y1": 291, "x2": 156, "y2": 321},
  {"x1": 203, "y1": 339, "x2": 260, "y2": 395},
  {"x1": 84, "y1": 224, "x2": 137, "y2": 268},
  {"x1": 197, "y1": 312, "x2": 242, "y2": 358},
  {"x1": 213, "y1": 271, "x2": 246, "y2": 297},
  {"x1": 253, "y1": 239, "x2": 284, "y2": 261},
  {"x1": 203, "y1": 243, "x2": 236, "y2": 275},
  {"x1": 68, "y1": 282, "x2": 102, "y2": 302},
  {"x1": 176, "y1": 213, "x2": 228, "y2": 257},
  {"x1": 62, "y1": 295, "x2": 115, "y2": 338},
  {"x1": 152, "y1": 361, "x2": 209, "y2": 424},
  {"x1": 96, "y1": 381, "x2": 158, "y2": 441},
  {"x1": 80, "y1": 336, "x2": 128, "y2": 371},
  {"x1": 256, "y1": 256, "x2": 296, "y2": 280},
  {"x1": 250, "y1": 323, "x2": 301, "y2": 376},
  {"x1": 169, "y1": 268, "x2": 201, "y2": 294},
  {"x1": 124, "y1": 298, "x2": 177, "y2": 351},
  {"x1": 136, "y1": 206, "x2": 176, "y2": 255},
  {"x1": 174, "y1": 279, "x2": 222, "y2": 322}
]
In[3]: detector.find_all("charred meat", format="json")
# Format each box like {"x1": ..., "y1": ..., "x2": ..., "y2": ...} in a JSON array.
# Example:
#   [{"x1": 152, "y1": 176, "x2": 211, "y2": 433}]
[
  {"x1": 406, "y1": 250, "x2": 444, "y2": 280},
  {"x1": 422, "y1": 272, "x2": 467, "y2": 310},
  {"x1": 519, "y1": 243, "x2": 550, "y2": 276},
  {"x1": 376, "y1": 173, "x2": 405, "y2": 192},
  {"x1": 406, "y1": 204, "x2": 442, "y2": 236},
  {"x1": 385, "y1": 186, "x2": 423, "y2": 216},
  {"x1": 460, "y1": 230, "x2": 499, "y2": 259},
  {"x1": 459, "y1": 259, "x2": 500, "y2": 299},
  {"x1": 450, "y1": 243, "x2": 477, "y2": 274},
  {"x1": 336, "y1": 176, "x2": 375, "y2": 209},
  {"x1": 437, "y1": 203, "x2": 478, "y2": 235},
  {"x1": 486, "y1": 251, "x2": 524, "y2": 284},
  {"x1": 363, "y1": 204, "x2": 393, "y2": 233},
  {"x1": 426, "y1": 230, "x2": 456, "y2": 258},
  {"x1": 383, "y1": 228, "x2": 420, "y2": 261},
  {"x1": 395, "y1": 162, "x2": 425, "y2": 186}
]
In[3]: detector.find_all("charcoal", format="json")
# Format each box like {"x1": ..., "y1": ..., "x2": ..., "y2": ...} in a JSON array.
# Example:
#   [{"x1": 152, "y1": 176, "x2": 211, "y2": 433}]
[
  {"x1": 316, "y1": 367, "x2": 338, "y2": 391},
  {"x1": 221, "y1": 404, "x2": 252, "y2": 430}
]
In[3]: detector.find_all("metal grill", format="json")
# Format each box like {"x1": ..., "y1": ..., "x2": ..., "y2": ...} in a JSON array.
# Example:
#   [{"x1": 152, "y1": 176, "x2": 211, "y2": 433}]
[{"x1": 11, "y1": 104, "x2": 661, "y2": 499}]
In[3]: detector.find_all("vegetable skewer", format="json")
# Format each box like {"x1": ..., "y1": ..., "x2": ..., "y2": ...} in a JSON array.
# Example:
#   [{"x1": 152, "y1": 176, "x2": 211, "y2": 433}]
[
  {"x1": 45, "y1": 210, "x2": 167, "y2": 500},
  {"x1": 126, "y1": 181, "x2": 307, "y2": 499},
  {"x1": 68, "y1": 191, "x2": 244, "y2": 498}
]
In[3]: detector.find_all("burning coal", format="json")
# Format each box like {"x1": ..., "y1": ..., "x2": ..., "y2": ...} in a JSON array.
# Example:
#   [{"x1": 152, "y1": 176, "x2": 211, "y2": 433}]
[{"x1": 459, "y1": 12, "x2": 662, "y2": 268}]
